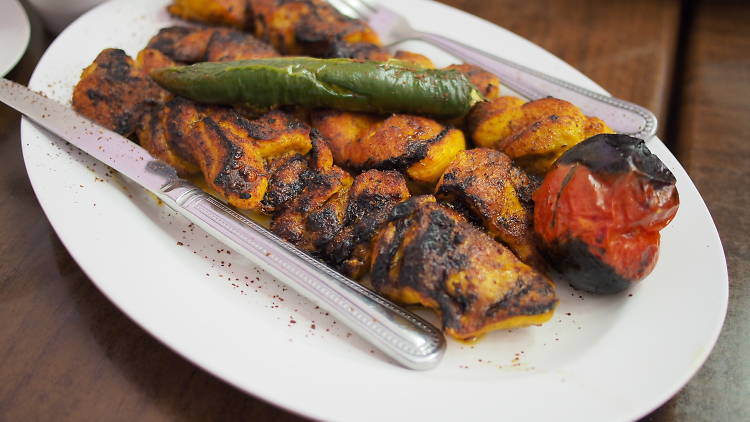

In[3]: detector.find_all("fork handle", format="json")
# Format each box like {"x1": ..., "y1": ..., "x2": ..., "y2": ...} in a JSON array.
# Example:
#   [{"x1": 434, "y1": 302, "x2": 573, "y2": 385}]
[{"x1": 413, "y1": 32, "x2": 657, "y2": 139}]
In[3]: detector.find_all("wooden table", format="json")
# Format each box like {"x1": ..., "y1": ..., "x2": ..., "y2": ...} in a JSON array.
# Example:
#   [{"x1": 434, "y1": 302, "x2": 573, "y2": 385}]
[{"x1": 1, "y1": 0, "x2": 747, "y2": 420}]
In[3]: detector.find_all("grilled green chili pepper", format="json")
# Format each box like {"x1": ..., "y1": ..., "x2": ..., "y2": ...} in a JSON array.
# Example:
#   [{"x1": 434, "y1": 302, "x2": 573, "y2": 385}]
[{"x1": 150, "y1": 57, "x2": 484, "y2": 118}]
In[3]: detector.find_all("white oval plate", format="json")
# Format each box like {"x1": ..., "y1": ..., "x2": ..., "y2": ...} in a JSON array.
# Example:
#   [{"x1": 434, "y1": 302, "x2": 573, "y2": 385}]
[
  {"x1": 20, "y1": 1, "x2": 728, "y2": 421},
  {"x1": 0, "y1": 0, "x2": 31, "y2": 76}
]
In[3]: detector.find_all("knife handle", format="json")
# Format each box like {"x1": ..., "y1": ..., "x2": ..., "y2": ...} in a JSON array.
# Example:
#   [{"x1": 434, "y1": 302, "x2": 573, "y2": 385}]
[
  {"x1": 412, "y1": 31, "x2": 657, "y2": 139},
  {"x1": 159, "y1": 180, "x2": 446, "y2": 370}
]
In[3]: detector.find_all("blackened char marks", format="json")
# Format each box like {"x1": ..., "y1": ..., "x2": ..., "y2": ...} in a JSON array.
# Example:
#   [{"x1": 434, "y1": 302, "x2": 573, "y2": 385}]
[
  {"x1": 165, "y1": 98, "x2": 201, "y2": 165},
  {"x1": 203, "y1": 117, "x2": 254, "y2": 199},
  {"x1": 146, "y1": 26, "x2": 195, "y2": 58},
  {"x1": 261, "y1": 154, "x2": 308, "y2": 212},
  {"x1": 368, "y1": 127, "x2": 451, "y2": 172}
]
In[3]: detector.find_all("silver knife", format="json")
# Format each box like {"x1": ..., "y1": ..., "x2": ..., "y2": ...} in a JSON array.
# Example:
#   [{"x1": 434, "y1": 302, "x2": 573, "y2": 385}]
[{"x1": 0, "y1": 77, "x2": 445, "y2": 370}]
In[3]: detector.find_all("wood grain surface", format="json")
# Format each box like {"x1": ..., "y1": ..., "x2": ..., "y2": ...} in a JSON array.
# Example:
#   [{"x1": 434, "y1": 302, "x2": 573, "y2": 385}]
[
  {"x1": 645, "y1": 1, "x2": 750, "y2": 420},
  {"x1": 0, "y1": 0, "x2": 746, "y2": 421}
]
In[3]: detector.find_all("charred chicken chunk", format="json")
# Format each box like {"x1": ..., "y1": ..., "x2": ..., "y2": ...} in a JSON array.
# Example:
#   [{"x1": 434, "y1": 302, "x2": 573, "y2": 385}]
[
  {"x1": 146, "y1": 26, "x2": 278, "y2": 63},
  {"x1": 146, "y1": 26, "x2": 214, "y2": 62},
  {"x1": 247, "y1": 0, "x2": 381, "y2": 55},
  {"x1": 136, "y1": 97, "x2": 203, "y2": 175},
  {"x1": 168, "y1": 0, "x2": 249, "y2": 28},
  {"x1": 270, "y1": 134, "x2": 353, "y2": 252},
  {"x1": 322, "y1": 169, "x2": 411, "y2": 278},
  {"x1": 136, "y1": 48, "x2": 179, "y2": 75},
  {"x1": 72, "y1": 48, "x2": 167, "y2": 136},
  {"x1": 168, "y1": 0, "x2": 381, "y2": 56},
  {"x1": 534, "y1": 134, "x2": 679, "y2": 294},
  {"x1": 370, "y1": 196, "x2": 557, "y2": 340},
  {"x1": 204, "y1": 27, "x2": 280, "y2": 61},
  {"x1": 467, "y1": 96, "x2": 614, "y2": 175},
  {"x1": 444, "y1": 63, "x2": 501, "y2": 99},
  {"x1": 187, "y1": 108, "x2": 313, "y2": 210},
  {"x1": 135, "y1": 94, "x2": 313, "y2": 210},
  {"x1": 435, "y1": 148, "x2": 541, "y2": 265},
  {"x1": 467, "y1": 96, "x2": 525, "y2": 148},
  {"x1": 311, "y1": 111, "x2": 466, "y2": 184},
  {"x1": 394, "y1": 51, "x2": 435, "y2": 69}
]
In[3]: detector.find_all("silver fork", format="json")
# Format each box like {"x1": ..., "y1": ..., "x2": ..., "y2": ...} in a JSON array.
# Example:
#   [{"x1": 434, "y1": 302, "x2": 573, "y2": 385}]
[{"x1": 329, "y1": 0, "x2": 657, "y2": 139}]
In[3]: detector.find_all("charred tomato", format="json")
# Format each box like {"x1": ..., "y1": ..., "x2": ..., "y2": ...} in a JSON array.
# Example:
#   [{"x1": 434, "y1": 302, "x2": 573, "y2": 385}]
[{"x1": 533, "y1": 134, "x2": 679, "y2": 294}]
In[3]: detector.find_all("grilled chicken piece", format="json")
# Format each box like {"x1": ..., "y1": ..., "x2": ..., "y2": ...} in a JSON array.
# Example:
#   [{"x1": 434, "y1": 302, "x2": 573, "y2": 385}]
[
  {"x1": 136, "y1": 48, "x2": 179, "y2": 75},
  {"x1": 435, "y1": 148, "x2": 542, "y2": 266},
  {"x1": 394, "y1": 51, "x2": 435, "y2": 68},
  {"x1": 166, "y1": 0, "x2": 381, "y2": 56},
  {"x1": 322, "y1": 169, "x2": 410, "y2": 278},
  {"x1": 72, "y1": 49, "x2": 167, "y2": 136},
  {"x1": 136, "y1": 97, "x2": 202, "y2": 175},
  {"x1": 445, "y1": 63, "x2": 501, "y2": 100},
  {"x1": 146, "y1": 26, "x2": 278, "y2": 63},
  {"x1": 247, "y1": 0, "x2": 381, "y2": 55},
  {"x1": 468, "y1": 96, "x2": 526, "y2": 148},
  {"x1": 311, "y1": 110, "x2": 466, "y2": 184},
  {"x1": 370, "y1": 196, "x2": 557, "y2": 340},
  {"x1": 187, "y1": 108, "x2": 313, "y2": 209},
  {"x1": 270, "y1": 134, "x2": 353, "y2": 252},
  {"x1": 135, "y1": 93, "x2": 313, "y2": 209},
  {"x1": 268, "y1": 138, "x2": 410, "y2": 278},
  {"x1": 325, "y1": 41, "x2": 390, "y2": 61},
  {"x1": 146, "y1": 26, "x2": 213, "y2": 62},
  {"x1": 168, "y1": 0, "x2": 249, "y2": 28},
  {"x1": 205, "y1": 27, "x2": 279, "y2": 61},
  {"x1": 467, "y1": 96, "x2": 614, "y2": 175},
  {"x1": 583, "y1": 116, "x2": 614, "y2": 139}
]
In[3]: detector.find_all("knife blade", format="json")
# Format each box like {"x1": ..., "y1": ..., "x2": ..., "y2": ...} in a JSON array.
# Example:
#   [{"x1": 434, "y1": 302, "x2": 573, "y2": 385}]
[{"x1": 0, "y1": 77, "x2": 445, "y2": 370}]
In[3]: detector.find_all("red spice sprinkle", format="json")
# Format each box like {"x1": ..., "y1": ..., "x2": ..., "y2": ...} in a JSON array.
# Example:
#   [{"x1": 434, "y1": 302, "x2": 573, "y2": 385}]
[
  {"x1": 176, "y1": 241, "x2": 184, "y2": 246},
  {"x1": 310, "y1": 324, "x2": 316, "y2": 329},
  {"x1": 290, "y1": 319, "x2": 297, "y2": 324}
]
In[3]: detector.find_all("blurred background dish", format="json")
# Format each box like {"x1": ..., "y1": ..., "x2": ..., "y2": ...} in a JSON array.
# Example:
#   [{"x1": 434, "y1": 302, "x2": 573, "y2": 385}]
[{"x1": 0, "y1": 0, "x2": 31, "y2": 76}]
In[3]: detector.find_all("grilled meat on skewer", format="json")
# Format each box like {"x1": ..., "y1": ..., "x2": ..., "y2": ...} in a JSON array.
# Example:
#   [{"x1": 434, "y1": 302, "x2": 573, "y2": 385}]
[
  {"x1": 167, "y1": 0, "x2": 250, "y2": 28},
  {"x1": 146, "y1": 26, "x2": 278, "y2": 63},
  {"x1": 311, "y1": 110, "x2": 466, "y2": 184},
  {"x1": 269, "y1": 134, "x2": 354, "y2": 252},
  {"x1": 71, "y1": 48, "x2": 168, "y2": 136},
  {"x1": 370, "y1": 196, "x2": 557, "y2": 340},
  {"x1": 435, "y1": 148, "x2": 542, "y2": 266},
  {"x1": 167, "y1": 0, "x2": 380, "y2": 56},
  {"x1": 72, "y1": 44, "x2": 559, "y2": 340},
  {"x1": 164, "y1": 0, "x2": 439, "y2": 66},
  {"x1": 467, "y1": 96, "x2": 615, "y2": 175},
  {"x1": 74, "y1": 49, "x2": 312, "y2": 210},
  {"x1": 264, "y1": 151, "x2": 557, "y2": 338}
]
